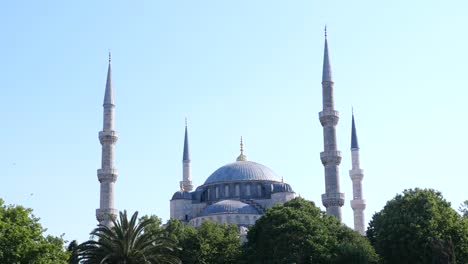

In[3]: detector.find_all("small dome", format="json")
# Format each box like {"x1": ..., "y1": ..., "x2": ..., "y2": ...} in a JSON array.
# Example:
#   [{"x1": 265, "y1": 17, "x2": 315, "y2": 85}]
[
  {"x1": 204, "y1": 161, "x2": 282, "y2": 185},
  {"x1": 201, "y1": 200, "x2": 260, "y2": 216},
  {"x1": 272, "y1": 182, "x2": 294, "y2": 193},
  {"x1": 171, "y1": 191, "x2": 191, "y2": 200}
]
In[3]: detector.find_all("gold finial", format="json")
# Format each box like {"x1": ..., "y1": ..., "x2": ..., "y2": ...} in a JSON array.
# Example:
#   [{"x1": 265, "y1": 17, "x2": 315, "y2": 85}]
[
  {"x1": 324, "y1": 25, "x2": 327, "y2": 38},
  {"x1": 108, "y1": 51, "x2": 112, "y2": 63},
  {"x1": 236, "y1": 136, "x2": 247, "y2": 161},
  {"x1": 185, "y1": 117, "x2": 188, "y2": 127},
  {"x1": 240, "y1": 136, "x2": 244, "y2": 154}
]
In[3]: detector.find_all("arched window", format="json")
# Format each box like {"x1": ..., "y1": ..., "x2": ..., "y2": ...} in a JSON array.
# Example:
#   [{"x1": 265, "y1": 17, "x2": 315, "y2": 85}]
[
  {"x1": 235, "y1": 184, "x2": 240, "y2": 196},
  {"x1": 257, "y1": 184, "x2": 262, "y2": 197},
  {"x1": 225, "y1": 185, "x2": 229, "y2": 197},
  {"x1": 215, "y1": 186, "x2": 219, "y2": 199},
  {"x1": 246, "y1": 184, "x2": 251, "y2": 196}
]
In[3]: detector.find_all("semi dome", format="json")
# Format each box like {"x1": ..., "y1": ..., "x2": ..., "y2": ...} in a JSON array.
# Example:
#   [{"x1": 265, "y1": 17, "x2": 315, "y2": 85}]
[
  {"x1": 171, "y1": 191, "x2": 191, "y2": 200},
  {"x1": 204, "y1": 161, "x2": 282, "y2": 185},
  {"x1": 201, "y1": 200, "x2": 260, "y2": 216}
]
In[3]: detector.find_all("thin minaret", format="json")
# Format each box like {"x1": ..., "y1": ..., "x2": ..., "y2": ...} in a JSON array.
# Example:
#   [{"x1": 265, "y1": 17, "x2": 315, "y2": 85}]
[
  {"x1": 96, "y1": 53, "x2": 118, "y2": 227},
  {"x1": 349, "y1": 111, "x2": 366, "y2": 235},
  {"x1": 319, "y1": 28, "x2": 345, "y2": 220},
  {"x1": 180, "y1": 118, "x2": 194, "y2": 192}
]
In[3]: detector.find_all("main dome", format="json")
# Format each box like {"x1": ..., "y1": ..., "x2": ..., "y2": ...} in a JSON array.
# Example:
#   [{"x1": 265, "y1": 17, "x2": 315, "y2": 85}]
[{"x1": 204, "y1": 161, "x2": 282, "y2": 185}]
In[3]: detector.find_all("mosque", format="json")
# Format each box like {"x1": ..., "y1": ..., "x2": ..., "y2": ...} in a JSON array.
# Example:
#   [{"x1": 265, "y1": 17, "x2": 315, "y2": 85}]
[
  {"x1": 95, "y1": 31, "x2": 367, "y2": 235},
  {"x1": 170, "y1": 134, "x2": 295, "y2": 229}
]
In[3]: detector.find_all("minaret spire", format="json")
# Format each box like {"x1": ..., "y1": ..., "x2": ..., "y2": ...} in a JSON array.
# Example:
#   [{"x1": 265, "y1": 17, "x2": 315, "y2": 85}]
[
  {"x1": 96, "y1": 54, "x2": 119, "y2": 227},
  {"x1": 103, "y1": 52, "x2": 114, "y2": 106},
  {"x1": 181, "y1": 119, "x2": 193, "y2": 191},
  {"x1": 349, "y1": 112, "x2": 366, "y2": 235},
  {"x1": 322, "y1": 26, "x2": 333, "y2": 84},
  {"x1": 319, "y1": 29, "x2": 345, "y2": 220},
  {"x1": 351, "y1": 111, "x2": 359, "y2": 150}
]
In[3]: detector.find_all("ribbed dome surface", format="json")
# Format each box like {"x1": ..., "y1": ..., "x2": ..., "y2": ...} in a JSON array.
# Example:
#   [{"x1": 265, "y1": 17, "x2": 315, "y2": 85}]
[
  {"x1": 204, "y1": 161, "x2": 281, "y2": 185},
  {"x1": 201, "y1": 200, "x2": 260, "y2": 216}
]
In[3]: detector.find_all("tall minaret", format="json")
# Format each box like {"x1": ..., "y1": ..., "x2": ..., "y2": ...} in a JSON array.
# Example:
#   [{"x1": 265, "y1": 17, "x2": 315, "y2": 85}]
[
  {"x1": 96, "y1": 53, "x2": 118, "y2": 227},
  {"x1": 180, "y1": 119, "x2": 194, "y2": 192},
  {"x1": 349, "y1": 112, "x2": 366, "y2": 235},
  {"x1": 319, "y1": 28, "x2": 345, "y2": 220}
]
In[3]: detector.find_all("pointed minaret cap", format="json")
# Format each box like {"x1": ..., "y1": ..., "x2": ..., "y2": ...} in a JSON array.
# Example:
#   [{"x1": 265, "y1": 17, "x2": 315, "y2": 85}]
[
  {"x1": 183, "y1": 118, "x2": 190, "y2": 161},
  {"x1": 351, "y1": 111, "x2": 359, "y2": 150},
  {"x1": 103, "y1": 52, "x2": 114, "y2": 106},
  {"x1": 236, "y1": 136, "x2": 247, "y2": 161},
  {"x1": 322, "y1": 26, "x2": 333, "y2": 82}
]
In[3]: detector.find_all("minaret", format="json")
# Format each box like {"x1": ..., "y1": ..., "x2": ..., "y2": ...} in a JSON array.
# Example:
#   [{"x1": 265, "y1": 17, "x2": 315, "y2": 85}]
[
  {"x1": 180, "y1": 119, "x2": 194, "y2": 192},
  {"x1": 96, "y1": 53, "x2": 118, "y2": 227},
  {"x1": 349, "y1": 112, "x2": 366, "y2": 235},
  {"x1": 319, "y1": 28, "x2": 345, "y2": 220}
]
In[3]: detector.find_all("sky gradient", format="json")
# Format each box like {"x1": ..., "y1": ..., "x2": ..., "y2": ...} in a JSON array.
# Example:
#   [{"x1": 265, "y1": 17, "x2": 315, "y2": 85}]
[{"x1": 1, "y1": 0, "x2": 467, "y2": 243}]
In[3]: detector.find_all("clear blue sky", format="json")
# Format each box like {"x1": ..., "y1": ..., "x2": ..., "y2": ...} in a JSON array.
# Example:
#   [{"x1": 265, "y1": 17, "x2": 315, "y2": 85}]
[{"x1": 1, "y1": 0, "x2": 467, "y2": 243}]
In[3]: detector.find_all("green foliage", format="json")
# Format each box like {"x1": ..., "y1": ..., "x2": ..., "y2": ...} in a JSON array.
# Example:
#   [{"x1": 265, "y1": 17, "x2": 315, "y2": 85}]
[
  {"x1": 0, "y1": 198, "x2": 69, "y2": 264},
  {"x1": 164, "y1": 219, "x2": 242, "y2": 264},
  {"x1": 367, "y1": 188, "x2": 468, "y2": 264},
  {"x1": 78, "y1": 210, "x2": 181, "y2": 264},
  {"x1": 197, "y1": 221, "x2": 242, "y2": 264},
  {"x1": 242, "y1": 197, "x2": 379, "y2": 264},
  {"x1": 67, "y1": 240, "x2": 79, "y2": 264},
  {"x1": 460, "y1": 200, "x2": 468, "y2": 218},
  {"x1": 140, "y1": 214, "x2": 163, "y2": 235}
]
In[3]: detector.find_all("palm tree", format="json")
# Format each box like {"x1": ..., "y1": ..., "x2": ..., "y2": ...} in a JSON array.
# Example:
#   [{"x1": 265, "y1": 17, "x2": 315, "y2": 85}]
[
  {"x1": 78, "y1": 211, "x2": 181, "y2": 264},
  {"x1": 67, "y1": 240, "x2": 80, "y2": 264}
]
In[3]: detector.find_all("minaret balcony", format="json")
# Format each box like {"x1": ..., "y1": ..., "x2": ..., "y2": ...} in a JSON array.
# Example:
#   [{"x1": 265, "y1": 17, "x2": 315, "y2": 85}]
[
  {"x1": 320, "y1": 151, "x2": 342, "y2": 165},
  {"x1": 351, "y1": 199, "x2": 366, "y2": 210},
  {"x1": 97, "y1": 168, "x2": 118, "y2": 182},
  {"x1": 96, "y1": 208, "x2": 118, "y2": 221},
  {"x1": 99, "y1": 131, "x2": 118, "y2": 144},
  {"x1": 319, "y1": 110, "x2": 339, "y2": 126},
  {"x1": 349, "y1": 169, "x2": 364, "y2": 179},
  {"x1": 321, "y1": 192, "x2": 345, "y2": 207}
]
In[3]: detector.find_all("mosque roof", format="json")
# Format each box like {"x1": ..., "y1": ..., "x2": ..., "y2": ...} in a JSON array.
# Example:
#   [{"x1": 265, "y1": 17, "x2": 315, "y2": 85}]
[
  {"x1": 171, "y1": 191, "x2": 191, "y2": 200},
  {"x1": 201, "y1": 200, "x2": 260, "y2": 216},
  {"x1": 204, "y1": 161, "x2": 282, "y2": 185}
]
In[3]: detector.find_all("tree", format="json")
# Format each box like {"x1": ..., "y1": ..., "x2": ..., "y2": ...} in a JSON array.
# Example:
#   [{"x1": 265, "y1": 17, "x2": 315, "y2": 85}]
[
  {"x1": 242, "y1": 197, "x2": 379, "y2": 264},
  {"x1": 460, "y1": 200, "x2": 468, "y2": 218},
  {"x1": 67, "y1": 240, "x2": 80, "y2": 264},
  {"x1": 367, "y1": 188, "x2": 468, "y2": 264},
  {"x1": 78, "y1": 210, "x2": 181, "y2": 264},
  {"x1": 163, "y1": 219, "x2": 242, "y2": 264},
  {"x1": 197, "y1": 221, "x2": 242, "y2": 264},
  {"x1": 0, "y1": 198, "x2": 69, "y2": 263},
  {"x1": 162, "y1": 219, "x2": 201, "y2": 263}
]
